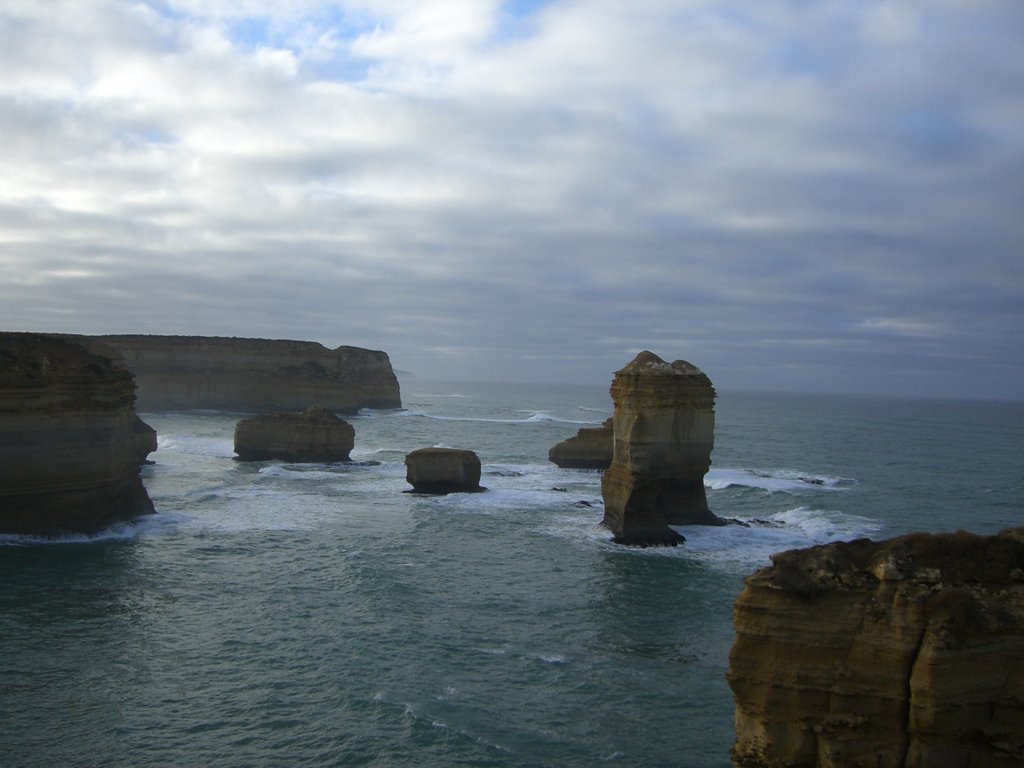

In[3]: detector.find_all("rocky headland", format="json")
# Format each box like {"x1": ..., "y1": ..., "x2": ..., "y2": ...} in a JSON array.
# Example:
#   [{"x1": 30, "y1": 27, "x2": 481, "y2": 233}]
[
  {"x1": 728, "y1": 528, "x2": 1024, "y2": 768},
  {"x1": 94, "y1": 334, "x2": 401, "y2": 414},
  {"x1": 549, "y1": 417, "x2": 613, "y2": 469},
  {"x1": 601, "y1": 351, "x2": 722, "y2": 545},
  {"x1": 0, "y1": 332, "x2": 155, "y2": 536},
  {"x1": 234, "y1": 404, "x2": 356, "y2": 462}
]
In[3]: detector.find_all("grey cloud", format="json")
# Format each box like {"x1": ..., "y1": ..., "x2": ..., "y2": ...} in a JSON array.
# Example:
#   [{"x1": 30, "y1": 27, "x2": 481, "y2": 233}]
[{"x1": 0, "y1": 1, "x2": 1021, "y2": 399}]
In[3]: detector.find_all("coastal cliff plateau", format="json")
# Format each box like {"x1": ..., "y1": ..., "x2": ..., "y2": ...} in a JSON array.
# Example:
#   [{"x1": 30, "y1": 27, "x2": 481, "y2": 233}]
[
  {"x1": 728, "y1": 528, "x2": 1024, "y2": 768},
  {"x1": 0, "y1": 332, "x2": 155, "y2": 536},
  {"x1": 601, "y1": 351, "x2": 722, "y2": 544},
  {"x1": 94, "y1": 335, "x2": 401, "y2": 414}
]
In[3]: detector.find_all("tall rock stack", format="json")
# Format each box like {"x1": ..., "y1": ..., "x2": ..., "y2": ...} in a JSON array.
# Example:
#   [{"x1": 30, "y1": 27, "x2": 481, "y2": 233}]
[
  {"x1": 600, "y1": 351, "x2": 721, "y2": 545},
  {"x1": 727, "y1": 529, "x2": 1024, "y2": 768},
  {"x1": 0, "y1": 333, "x2": 156, "y2": 536}
]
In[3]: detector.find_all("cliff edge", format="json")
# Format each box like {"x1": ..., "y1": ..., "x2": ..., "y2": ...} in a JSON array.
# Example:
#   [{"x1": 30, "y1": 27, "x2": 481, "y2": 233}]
[
  {"x1": 728, "y1": 528, "x2": 1024, "y2": 768},
  {"x1": 95, "y1": 335, "x2": 401, "y2": 414},
  {"x1": 0, "y1": 332, "x2": 155, "y2": 536}
]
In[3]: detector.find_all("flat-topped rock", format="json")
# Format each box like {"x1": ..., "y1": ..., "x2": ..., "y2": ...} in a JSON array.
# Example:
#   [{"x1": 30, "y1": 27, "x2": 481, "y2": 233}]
[
  {"x1": 601, "y1": 351, "x2": 722, "y2": 545},
  {"x1": 405, "y1": 448, "x2": 483, "y2": 494},
  {"x1": 728, "y1": 528, "x2": 1024, "y2": 768},
  {"x1": 92, "y1": 334, "x2": 401, "y2": 414},
  {"x1": 0, "y1": 332, "x2": 155, "y2": 536},
  {"x1": 234, "y1": 404, "x2": 355, "y2": 462},
  {"x1": 549, "y1": 417, "x2": 613, "y2": 469}
]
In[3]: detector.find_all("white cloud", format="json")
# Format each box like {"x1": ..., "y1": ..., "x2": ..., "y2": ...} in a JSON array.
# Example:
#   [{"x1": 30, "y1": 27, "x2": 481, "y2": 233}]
[{"x1": 0, "y1": 0, "x2": 1022, "y2": 398}]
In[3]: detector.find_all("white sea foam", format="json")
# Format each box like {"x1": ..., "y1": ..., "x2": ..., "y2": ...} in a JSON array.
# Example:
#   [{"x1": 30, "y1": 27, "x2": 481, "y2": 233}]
[
  {"x1": 156, "y1": 433, "x2": 235, "y2": 459},
  {"x1": 257, "y1": 465, "x2": 349, "y2": 481},
  {"x1": 532, "y1": 503, "x2": 883, "y2": 572},
  {"x1": 0, "y1": 515, "x2": 165, "y2": 546},
  {"x1": 705, "y1": 467, "x2": 847, "y2": 492},
  {"x1": 396, "y1": 410, "x2": 597, "y2": 426}
]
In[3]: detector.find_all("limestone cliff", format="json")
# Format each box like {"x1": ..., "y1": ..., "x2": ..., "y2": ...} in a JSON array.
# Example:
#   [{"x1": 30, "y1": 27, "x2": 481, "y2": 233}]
[
  {"x1": 601, "y1": 351, "x2": 722, "y2": 545},
  {"x1": 94, "y1": 335, "x2": 401, "y2": 414},
  {"x1": 728, "y1": 528, "x2": 1024, "y2": 768},
  {"x1": 0, "y1": 333, "x2": 155, "y2": 536},
  {"x1": 234, "y1": 404, "x2": 355, "y2": 462},
  {"x1": 549, "y1": 417, "x2": 613, "y2": 469}
]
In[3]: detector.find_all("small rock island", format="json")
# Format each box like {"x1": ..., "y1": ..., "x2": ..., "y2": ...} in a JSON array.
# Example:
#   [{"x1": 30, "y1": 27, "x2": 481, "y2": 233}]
[
  {"x1": 405, "y1": 448, "x2": 484, "y2": 494},
  {"x1": 234, "y1": 404, "x2": 355, "y2": 462},
  {"x1": 549, "y1": 417, "x2": 613, "y2": 469}
]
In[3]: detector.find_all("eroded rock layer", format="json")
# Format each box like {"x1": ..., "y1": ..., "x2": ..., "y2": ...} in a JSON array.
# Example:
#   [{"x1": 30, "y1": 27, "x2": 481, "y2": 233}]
[
  {"x1": 234, "y1": 404, "x2": 355, "y2": 462},
  {"x1": 549, "y1": 417, "x2": 613, "y2": 469},
  {"x1": 95, "y1": 335, "x2": 401, "y2": 414},
  {"x1": 0, "y1": 333, "x2": 155, "y2": 536},
  {"x1": 405, "y1": 447, "x2": 483, "y2": 494},
  {"x1": 601, "y1": 351, "x2": 721, "y2": 544},
  {"x1": 728, "y1": 528, "x2": 1024, "y2": 768}
]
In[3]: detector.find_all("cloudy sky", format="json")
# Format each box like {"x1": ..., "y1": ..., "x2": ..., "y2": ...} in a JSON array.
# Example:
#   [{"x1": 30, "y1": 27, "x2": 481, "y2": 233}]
[{"x1": 2, "y1": 1, "x2": 1022, "y2": 399}]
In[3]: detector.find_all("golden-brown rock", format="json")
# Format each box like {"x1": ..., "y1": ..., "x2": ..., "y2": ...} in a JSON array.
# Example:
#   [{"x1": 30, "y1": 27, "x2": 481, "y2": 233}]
[
  {"x1": 549, "y1": 417, "x2": 613, "y2": 469},
  {"x1": 94, "y1": 334, "x2": 401, "y2": 414},
  {"x1": 728, "y1": 528, "x2": 1024, "y2": 768},
  {"x1": 601, "y1": 351, "x2": 722, "y2": 545},
  {"x1": 405, "y1": 447, "x2": 483, "y2": 494},
  {"x1": 234, "y1": 404, "x2": 355, "y2": 462},
  {"x1": 0, "y1": 333, "x2": 155, "y2": 536}
]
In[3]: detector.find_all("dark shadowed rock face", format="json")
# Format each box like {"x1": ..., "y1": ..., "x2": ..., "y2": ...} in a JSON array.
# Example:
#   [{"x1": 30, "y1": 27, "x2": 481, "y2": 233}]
[
  {"x1": 728, "y1": 528, "x2": 1024, "y2": 768},
  {"x1": 405, "y1": 448, "x2": 483, "y2": 494},
  {"x1": 549, "y1": 417, "x2": 613, "y2": 469},
  {"x1": 601, "y1": 351, "x2": 722, "y2": 545},
  {"x1": 93, "y1": 334, "x2": 401, "y2": 414},
  {"x1": 0, "y1": 333, "x2": 155, "y2": 536},
  {"x1": 234, "y1": 404, "x2": 355, "y2": 462}
]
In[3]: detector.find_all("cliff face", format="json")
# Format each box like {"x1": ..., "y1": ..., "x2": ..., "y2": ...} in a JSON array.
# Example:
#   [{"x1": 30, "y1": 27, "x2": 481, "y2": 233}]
[
  {"x1": 94, "y1": 335, "x2": 401, "y2": 414},
  {"x1": 549, "y1": 417, "x2": 613, "y2": 469},
  {"x1": 601, "y1": 351, "x2": 721, "y2": 544},
  {"x1": 728, "y1": 529, "x2": 1024, "y2": 768},
  {"x1": 0, "y1": 333, "x2": 155, "y2": 536}
]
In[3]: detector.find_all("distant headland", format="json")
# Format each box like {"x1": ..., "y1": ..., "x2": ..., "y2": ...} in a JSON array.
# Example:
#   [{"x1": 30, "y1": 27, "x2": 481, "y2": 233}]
[{"x1": 93, "y1": 334, "x2": 402, "y2": 414}]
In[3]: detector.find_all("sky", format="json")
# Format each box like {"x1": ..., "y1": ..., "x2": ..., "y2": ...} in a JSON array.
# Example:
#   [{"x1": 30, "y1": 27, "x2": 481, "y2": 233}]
[{"x1": 2, "y1": 1, "x2": 1023, "y2": 400}]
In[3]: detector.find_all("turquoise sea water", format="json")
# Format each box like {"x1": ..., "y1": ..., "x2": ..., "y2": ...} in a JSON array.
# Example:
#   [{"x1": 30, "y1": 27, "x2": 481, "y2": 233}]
[{"x1": 1, "y1": 382, "x2": 1021, "y2": 767}]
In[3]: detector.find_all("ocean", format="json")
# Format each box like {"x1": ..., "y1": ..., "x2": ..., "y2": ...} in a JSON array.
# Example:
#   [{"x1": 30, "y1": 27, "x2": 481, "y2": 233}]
[{"x1": 1, "y1": 381, "x2": 1021, "y2": 768}]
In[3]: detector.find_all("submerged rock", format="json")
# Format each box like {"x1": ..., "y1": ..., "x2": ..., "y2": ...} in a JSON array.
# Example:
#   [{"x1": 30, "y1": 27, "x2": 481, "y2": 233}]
[
  {"x1": 549, "y1": 417, "x2": 613, "y2": 469},
  {"x1": 234, "y1": 404, "x2": 355, "y2": 462},
  {"x1": 601, "y1": 351, "x2": 722, "y2": 545},
  {"x1": 0, "y1": 332, "x2": 155, "y2": 536},
  {"x1": 728, "y1": 528, "x2": 1024, "y2": 768},
  {"x1": 405, "y1": 447, "x2": 483, "y2": 494}
]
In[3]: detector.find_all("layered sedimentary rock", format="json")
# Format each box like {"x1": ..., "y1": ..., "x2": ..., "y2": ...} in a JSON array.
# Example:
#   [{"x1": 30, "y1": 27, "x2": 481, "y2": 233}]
[
  {"x1": 549, "y1": 417, "x2": 613, "y2": 469},
  {"x1": 94, "y1": 335, "x2": 401, "y2": 414},
  {"x1": 0, "y1": 333, "x2": 155, "y2": 536},
  {"x1": 234, "y1": 404, "x2": 355, "y2": 462},
  {"x1": 728, "y1": 528, "x2": 1024, "y2": 768},
  {"x1": 600, "y1": 351, "x2": 721, "y2": 545},
  {"x1": 405, "y1": 448, "x2": 483, "y2": 494}
]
